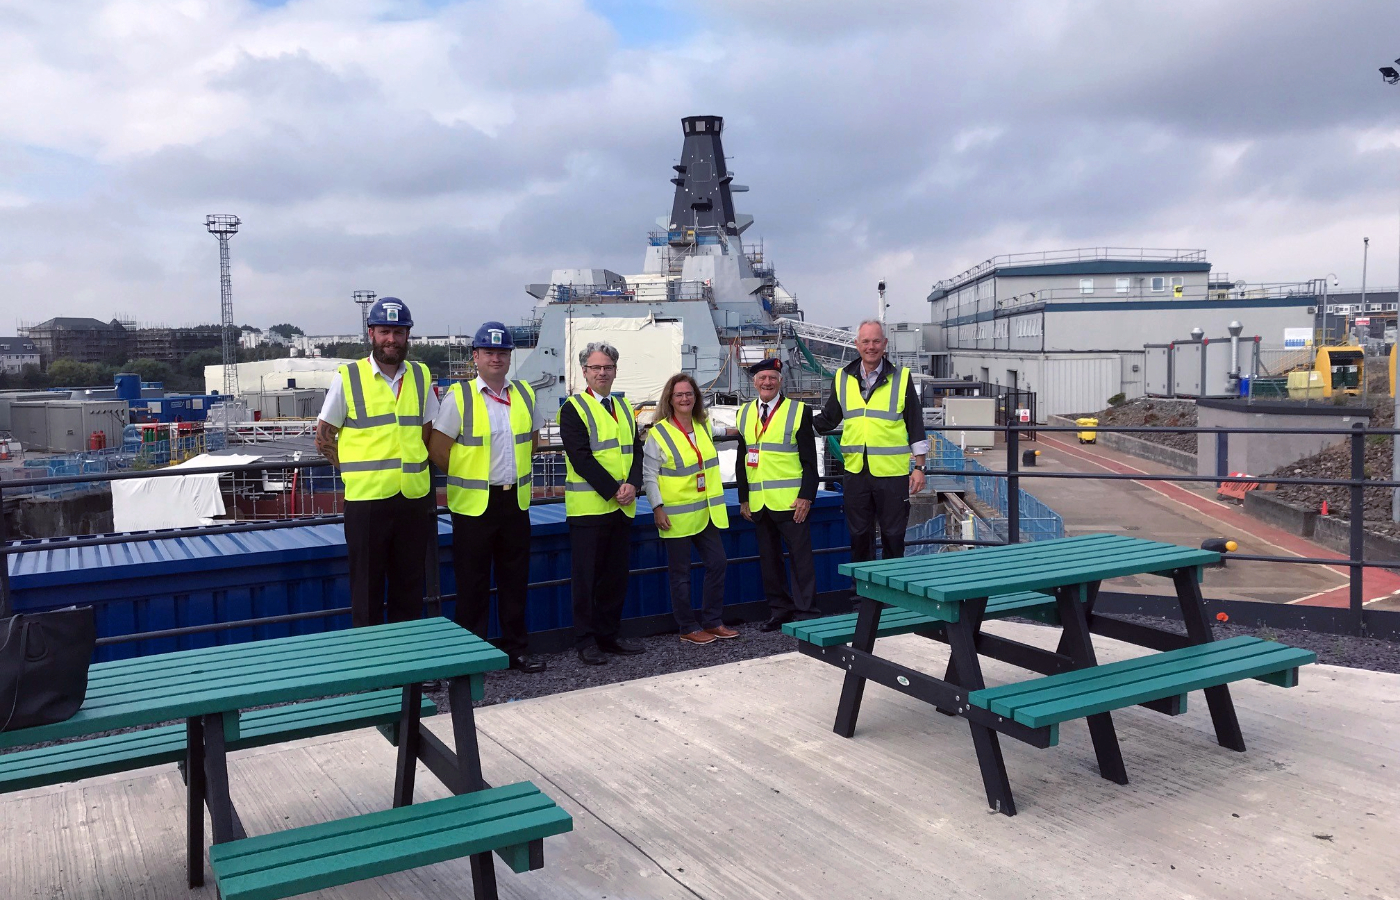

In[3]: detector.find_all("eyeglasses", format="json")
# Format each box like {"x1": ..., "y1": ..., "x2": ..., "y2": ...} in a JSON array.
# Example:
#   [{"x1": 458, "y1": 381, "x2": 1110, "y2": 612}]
[
  {"x1": 671, "y1": 391, "x2": 695, "y2": 399},
  {"x1": 583, "y1": 364, "x2": 617, "y2": 373}
]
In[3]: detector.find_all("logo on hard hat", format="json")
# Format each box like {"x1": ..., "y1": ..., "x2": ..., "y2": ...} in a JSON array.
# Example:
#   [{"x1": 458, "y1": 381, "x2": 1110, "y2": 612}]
[
  {"x1": 490, "y1": 329, "x2": 503, "y2": 345},
  {"x1": 384, "y1": 303, "x2": 402, "y2": 322}
]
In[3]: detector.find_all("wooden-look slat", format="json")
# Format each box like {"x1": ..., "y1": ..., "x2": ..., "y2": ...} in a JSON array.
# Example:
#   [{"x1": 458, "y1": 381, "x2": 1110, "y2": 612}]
[
  {"x1": 0, "y1": 619, "x2": 504, "y2": 749},
  {"x1": 837, "y1": 535, "x2": 1217, "y2": 603},
  {"x1": 209, "y1": 782, "x2": 573, "y2": 900},
  {"x1": 969, "y1": 637, "x2": 1317, "y2": 728},
  {"x1": 0, "y1": 691, "x2": 438, "y2": 793}
]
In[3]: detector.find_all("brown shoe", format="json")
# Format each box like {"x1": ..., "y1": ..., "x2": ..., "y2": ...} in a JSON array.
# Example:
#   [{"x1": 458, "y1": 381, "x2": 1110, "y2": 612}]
[
  {"x1": 704, "y1": 625, "x2": 740, "y2": 639},
  {"x1": 679, "y1": 630, "x2": 717, "y2": 645}
]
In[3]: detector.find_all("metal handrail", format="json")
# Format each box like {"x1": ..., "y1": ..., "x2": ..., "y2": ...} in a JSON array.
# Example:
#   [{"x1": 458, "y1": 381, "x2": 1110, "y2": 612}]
[{"x1": 3, "y1": 422, "x2": 1397, "y2": 634}]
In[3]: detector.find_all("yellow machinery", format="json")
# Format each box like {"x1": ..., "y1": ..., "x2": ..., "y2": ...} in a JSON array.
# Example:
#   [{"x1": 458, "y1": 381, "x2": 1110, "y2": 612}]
[
  {"x1": 1391, "y1": 343, "x2": 1396, "y2": 398},
  {"x1": 1313, "y1": 346, "x2": 1364, "y2": 397},
  {"x1": 1076, "y1": 417, "x2": 1099, "y2": 443}
]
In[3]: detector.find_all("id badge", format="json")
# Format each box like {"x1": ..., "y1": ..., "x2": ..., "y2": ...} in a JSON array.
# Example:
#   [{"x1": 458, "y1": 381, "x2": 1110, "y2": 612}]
[
  {"x1": 745, "y1": 447, "x2": 760, "y2": 469},
  {"x1": 696, "y1": 472, "x2": 707, "y2": 492}
]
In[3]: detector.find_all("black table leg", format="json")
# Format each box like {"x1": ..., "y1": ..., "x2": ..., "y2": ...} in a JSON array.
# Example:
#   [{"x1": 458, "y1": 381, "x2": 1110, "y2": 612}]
[
  {"x1": 185, "y1": 717, "x2": 205, "y2": 888},
  {"x1": 201, "y1": 713, "x2": 247, "y2": 844},
  {"x1": 1172, "y1": 569, "x2": 1246, "y2": 751},
  {"x1": 945, "y1": 598, "x2": 1016, "y2": 816},
  {"x1": 447, "y1": 676, "x2": 499, "y2": 900},
  {"x1": 1055, "y1": 584, "x2": 1129, "y2": 785},
  {"x1": 833, "y1": 596, "x2": 884, "y2": 738},
  {"x1": 393, "y1": 683, "x2": 424, "y2": 808}
]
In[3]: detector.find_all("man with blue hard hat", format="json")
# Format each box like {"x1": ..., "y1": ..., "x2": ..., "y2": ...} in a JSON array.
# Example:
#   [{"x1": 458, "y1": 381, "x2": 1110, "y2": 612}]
[
  {"x1": 428, "y1": 321, "x2": 547, "y2": 673},
  {"x1": 316, "y1": 297, "x2": 440, "y2": 627}
]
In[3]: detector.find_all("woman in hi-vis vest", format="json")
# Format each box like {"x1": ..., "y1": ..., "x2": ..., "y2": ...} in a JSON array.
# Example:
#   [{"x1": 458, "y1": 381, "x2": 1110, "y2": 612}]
[{"x1": 643, "y1": 374, "x2": 739, "y2": 645}]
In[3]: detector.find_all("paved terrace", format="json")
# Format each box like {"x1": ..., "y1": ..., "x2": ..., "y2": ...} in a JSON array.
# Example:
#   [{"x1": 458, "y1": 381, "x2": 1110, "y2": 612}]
[{"x1": 3, "y1": 621, "x2": 1394, "y2": 899}]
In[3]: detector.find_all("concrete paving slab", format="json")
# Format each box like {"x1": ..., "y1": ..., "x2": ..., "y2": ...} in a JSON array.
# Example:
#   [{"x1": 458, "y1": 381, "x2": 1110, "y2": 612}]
[{"x1": 2, "y1": 624, "x2": 1396, "y2": 899}]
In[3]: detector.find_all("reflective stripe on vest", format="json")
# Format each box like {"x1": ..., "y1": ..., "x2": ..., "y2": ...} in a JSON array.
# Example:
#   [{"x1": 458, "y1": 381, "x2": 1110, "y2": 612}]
[
  {"x1": 648, "y1": 418, "x2": 728, "y2": 539},
  {"x1": 739, "y1": 397, "x2": 805, "y2": 512},
  {"x1": 446, "y1": 379, "x2": 536, "y2": 516},
  {"x1": 835, "y1": 365, "x2": 912, "y2": 477},
  {"x1": 560, "y1": 392, "x2": 637, "y2": 518},
  {"x1": 336, "y1": 358, "x2": 431, "y2": 501}
]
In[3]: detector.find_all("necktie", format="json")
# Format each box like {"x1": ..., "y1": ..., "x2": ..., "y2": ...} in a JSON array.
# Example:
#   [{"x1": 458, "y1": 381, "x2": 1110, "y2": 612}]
[
  {"x1": 761, "y1": 403, "x2": 769, "y2": 421},
  {"x1": 602, "y1": 397, "x2": 614, "y2": 415}
]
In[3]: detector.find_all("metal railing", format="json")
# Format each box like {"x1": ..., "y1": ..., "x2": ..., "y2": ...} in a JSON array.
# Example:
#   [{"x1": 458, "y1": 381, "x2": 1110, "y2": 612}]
[
  {"x1": 3, "y1": 422, "x2": 1399, "y2": 636},
  {"x1": 932, "y1": 248, "x2": 1209, "y2": 292}
]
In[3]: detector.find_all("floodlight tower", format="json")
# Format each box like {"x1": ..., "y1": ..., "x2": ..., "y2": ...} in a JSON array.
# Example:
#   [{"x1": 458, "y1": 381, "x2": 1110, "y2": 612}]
[
  {"x1": 353, "y1": 290, "x2": 377, "y2": 347},
  {"x1": 205, "y1": 214, "x2": 241, "y2": 402}
]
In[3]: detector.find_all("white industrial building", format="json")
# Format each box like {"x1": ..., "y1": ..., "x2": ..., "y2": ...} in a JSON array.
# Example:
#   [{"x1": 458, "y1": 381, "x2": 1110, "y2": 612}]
[{"x1": 925, "y1": 248, "x2": 1319, "y2": 420}]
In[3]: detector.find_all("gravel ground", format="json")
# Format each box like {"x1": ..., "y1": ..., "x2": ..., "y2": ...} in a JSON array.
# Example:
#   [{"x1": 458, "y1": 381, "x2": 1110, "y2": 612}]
[
  {"x1": 8, "y1": 617, "x2": 1395, "y2": 749},
  {"x1": 429, "y1": 625, "x2": 800, "y2": 712},
  {"x1": 1075, "y1": 399, "x2": 1198, "y2": 454},
  {"x1": 426, "y1": 614, "x2": 1400, "y2": 714}
]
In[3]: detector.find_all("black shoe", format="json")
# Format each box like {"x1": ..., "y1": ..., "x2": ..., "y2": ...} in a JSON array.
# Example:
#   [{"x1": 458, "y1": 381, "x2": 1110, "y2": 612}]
[
  {"x1": 758, "y1": 615, "x2": 793, "y2": 633},
  {"x1": 597, "y1": 637, "x2": 645, "y2": 655},
  {"x1": 508, "y1": 655, "x2": 546, "y2": 674},
  {"x1": 577, "y1": 645, "x2": 609, "y2": 666}
]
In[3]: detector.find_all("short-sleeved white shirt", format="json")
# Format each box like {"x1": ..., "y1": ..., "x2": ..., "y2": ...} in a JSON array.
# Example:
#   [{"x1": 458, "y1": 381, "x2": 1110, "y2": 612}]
[
  {"x1": 432, "y1": 378, "x2": 546, "y2": 487},
  {"x1": 317, "y1": 358, "x2": 440, "y2": 427}
]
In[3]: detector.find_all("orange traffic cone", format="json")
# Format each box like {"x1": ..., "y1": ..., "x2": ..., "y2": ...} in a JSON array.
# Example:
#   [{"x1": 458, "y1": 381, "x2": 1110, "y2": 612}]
[{"x1": 1320, "y1": 499, "x2": 1329, "y2": 516}]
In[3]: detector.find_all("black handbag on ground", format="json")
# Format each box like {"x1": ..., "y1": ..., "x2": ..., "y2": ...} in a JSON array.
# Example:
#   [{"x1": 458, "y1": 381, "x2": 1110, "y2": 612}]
[{"x1": 0, "y1": 605, "x2": 97, "y2": 733}]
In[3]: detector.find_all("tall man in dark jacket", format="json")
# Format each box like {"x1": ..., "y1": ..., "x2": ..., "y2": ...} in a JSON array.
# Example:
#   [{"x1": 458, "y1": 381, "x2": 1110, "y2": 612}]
[
  {"x1": 813, "y1": 320, "x2": 928, "y2": 566},
  {"x1": 736, "y1": 358, "x2": 821, "y2": 630}
]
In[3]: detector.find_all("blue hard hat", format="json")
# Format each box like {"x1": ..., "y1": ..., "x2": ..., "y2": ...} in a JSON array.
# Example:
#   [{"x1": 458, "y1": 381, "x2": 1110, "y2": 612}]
[
  {"x1": 367, "y1": 297, "x2": 413, "y2": 328},
  {"x1": 472, "y1": 321, "x2": 514, "y2": 350}
]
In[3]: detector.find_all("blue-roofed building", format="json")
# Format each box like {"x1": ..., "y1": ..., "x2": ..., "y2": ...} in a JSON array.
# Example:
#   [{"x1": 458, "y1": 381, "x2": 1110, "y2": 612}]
[{"x1": 925, "y1": 249, "x2": 1319, "y2": 418}]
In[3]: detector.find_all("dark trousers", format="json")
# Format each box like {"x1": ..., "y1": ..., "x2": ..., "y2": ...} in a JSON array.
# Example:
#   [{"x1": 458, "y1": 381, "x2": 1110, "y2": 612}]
[
  {"x1": 451, "y1": 488, "x2": 531, "y2": 657},
  {"x1": 569, "y1": 510, "x2": 632, "y2": 648},
  {"x1": 754, "y1": 511, "x2": 818, "y2": 618},
  {"x1": 844, "y1": 469, "x2": 911, "y2": 564},
  {"x1": 664, "y1": 523, "x2": 728, "y2": 633},
  {"x1": 344, "y1": 493, "x2": 434, "y2": 628}
]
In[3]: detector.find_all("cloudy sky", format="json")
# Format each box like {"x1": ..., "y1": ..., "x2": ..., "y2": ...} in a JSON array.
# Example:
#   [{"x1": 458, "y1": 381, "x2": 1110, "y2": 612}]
[{"x1": 3, "y1": 0, "x2": 1400, "y2": 335}]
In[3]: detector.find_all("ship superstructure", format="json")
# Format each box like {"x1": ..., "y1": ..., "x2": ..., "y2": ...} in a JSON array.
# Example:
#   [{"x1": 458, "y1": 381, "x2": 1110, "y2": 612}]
[{"x1": 513, "y1": 115, "x2": 811, "y2": 411}]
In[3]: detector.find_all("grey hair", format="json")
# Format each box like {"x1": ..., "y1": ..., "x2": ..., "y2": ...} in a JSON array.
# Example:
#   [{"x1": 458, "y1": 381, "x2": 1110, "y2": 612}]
[
  {"x1": 856, "y1": 319, "x2": 886, "y2": 337},
  {"x1": 579, "y1": 341, "x2": 620, "y2": 367}
]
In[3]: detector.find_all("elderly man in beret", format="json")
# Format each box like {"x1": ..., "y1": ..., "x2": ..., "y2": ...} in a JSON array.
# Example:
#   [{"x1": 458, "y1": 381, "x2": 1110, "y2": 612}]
[{"x1": 736, "y1": 357, "x2": 821, "y2": 630}]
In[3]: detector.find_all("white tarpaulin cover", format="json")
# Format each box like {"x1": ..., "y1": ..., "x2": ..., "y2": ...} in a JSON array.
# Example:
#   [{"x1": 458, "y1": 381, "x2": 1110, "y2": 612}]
[
  {"x1": 111, "y1": 453, "x2": 260, "y2": 532},
  {"x1": 565, "y1": 316, "x2": 683, "y2": 406}
]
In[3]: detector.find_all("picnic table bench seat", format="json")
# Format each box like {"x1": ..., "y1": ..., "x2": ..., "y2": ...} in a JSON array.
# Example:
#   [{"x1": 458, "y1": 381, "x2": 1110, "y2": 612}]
[
  {"x1": 0, "y1": 690, "x2": 437, "y2": 794},
  {"x1": 783, "y1": 590, "x2": 1058, "y2": 647},
  {"x1": 209, "y1": 780, "x2": 573, "y2": 900},
  {"x1": 970, "y1": 635, "x2": 1316, "y2": 731}
]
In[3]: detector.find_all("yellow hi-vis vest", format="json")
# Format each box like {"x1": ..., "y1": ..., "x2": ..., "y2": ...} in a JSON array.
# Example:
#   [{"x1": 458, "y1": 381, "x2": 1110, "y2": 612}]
[
  {"x1": 560, "y1": 392, "x2": 637, "y2": 518},
  {"x1": 738, "y1": 396, "x2": 806, "y2": 513},
  {"x1": 445, "y1": 379, "x2": 537, "y2": 516},
  {"x1": 336, "y1": 357, "x2": 432, "y2": 502},
  {"x1": 836, "y1": 365, "x2": 913, "y2": 477},
  {"x1": 648, "y1": 417, "x2": 728, "y2": 538}
]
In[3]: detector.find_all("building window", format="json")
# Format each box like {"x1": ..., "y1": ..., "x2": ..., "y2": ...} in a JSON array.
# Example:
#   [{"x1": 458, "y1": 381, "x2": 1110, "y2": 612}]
[
  {"x1": 1151, "y1": 276, "x2": 1166, "y2": 292},
  {"x1": 1116, "y1": 277, "x2": 1130, "y2": 294},
  {"x1": 1170, "y1": 276, "x2": 1184, "y2": 290},
  {"x1": 1079, "y1": 278, "x2": 1094, "y2": 294}
]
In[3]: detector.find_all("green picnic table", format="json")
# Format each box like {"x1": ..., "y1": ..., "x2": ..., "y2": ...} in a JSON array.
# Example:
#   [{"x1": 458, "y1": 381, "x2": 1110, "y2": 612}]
[
  {"x1": 785, "y1": 534, "x2": 1316, "y2": 815},
  {"x1": 0, "y1": 617, "x2": 572, "y2": 899}
]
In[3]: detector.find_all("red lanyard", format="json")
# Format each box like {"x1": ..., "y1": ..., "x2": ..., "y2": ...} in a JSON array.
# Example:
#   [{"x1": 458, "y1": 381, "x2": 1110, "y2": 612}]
[
  {"x1": 671, "y1": 417, "x2": 703, "y2": 467},
  {"x1": 755, "y1": 398, "x2": 781, "y2": 441},
  {"x1": 484, "y1": 384, "x2": 511, "y2": 407}
]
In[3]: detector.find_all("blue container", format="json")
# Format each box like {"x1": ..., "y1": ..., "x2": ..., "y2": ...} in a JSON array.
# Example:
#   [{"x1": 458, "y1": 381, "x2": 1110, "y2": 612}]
[{"x1": 9, "y1": 490, "x2": 850, "y2": 661}]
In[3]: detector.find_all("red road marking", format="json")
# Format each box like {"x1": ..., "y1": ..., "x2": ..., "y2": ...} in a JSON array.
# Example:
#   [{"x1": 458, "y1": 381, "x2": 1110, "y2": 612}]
[{"x1": 1039, "y1": 435, "x2": 1400, "y2": 607}]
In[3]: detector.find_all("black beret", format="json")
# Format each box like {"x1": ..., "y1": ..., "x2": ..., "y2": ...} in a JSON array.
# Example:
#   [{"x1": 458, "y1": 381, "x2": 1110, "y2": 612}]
[{"x1": 747, "y1": 357, "x2": 783, "y2": 376}]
